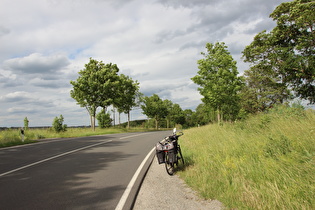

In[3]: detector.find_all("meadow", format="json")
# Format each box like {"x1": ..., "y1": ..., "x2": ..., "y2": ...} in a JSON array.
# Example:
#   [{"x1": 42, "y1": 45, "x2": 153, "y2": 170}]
[
  {"x1": 178, "y1": 105, "x2": 315, "y2": 209},
  {"x1": 0, "y1": 127, "x2": 152, "y2": 148}
]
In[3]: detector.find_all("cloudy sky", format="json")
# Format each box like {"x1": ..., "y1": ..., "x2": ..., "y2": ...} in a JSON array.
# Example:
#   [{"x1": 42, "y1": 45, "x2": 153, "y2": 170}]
[{"x1": 0, "y1": 0, "x2": 289, "y2": 127}]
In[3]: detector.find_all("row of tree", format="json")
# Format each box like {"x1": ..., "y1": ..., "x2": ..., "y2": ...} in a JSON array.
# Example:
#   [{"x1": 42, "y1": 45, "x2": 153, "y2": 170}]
[
  {"x1": 70, "y1": 58, "x2": 140, "y2": 130},
  {"x1": 191, "y1": 0, "x2": 314, "y2": 123},
  {"x1": 70, "y1": 0, "x2": 314, "y2": 129}
]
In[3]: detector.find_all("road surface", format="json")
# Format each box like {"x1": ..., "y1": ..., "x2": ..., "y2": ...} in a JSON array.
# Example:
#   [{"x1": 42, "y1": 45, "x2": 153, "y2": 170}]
[{"x1": 0, "y1": 131, "x2": 170, "y2": 210}]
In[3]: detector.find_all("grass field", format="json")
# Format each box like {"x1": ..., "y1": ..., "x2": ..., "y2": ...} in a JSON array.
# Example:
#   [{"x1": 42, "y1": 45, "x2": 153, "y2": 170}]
[
  {"x1": 178, "y1": 105, "x2": 315, "y2": 209},
  {"x1": 0, "y1": 127, "x2": 154, "y2": 148}
]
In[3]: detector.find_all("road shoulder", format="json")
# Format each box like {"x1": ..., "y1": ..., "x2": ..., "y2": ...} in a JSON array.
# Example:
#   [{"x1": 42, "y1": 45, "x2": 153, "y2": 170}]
[{"x1": 133, "y1": 156, "x2": 224, "y2": 210}]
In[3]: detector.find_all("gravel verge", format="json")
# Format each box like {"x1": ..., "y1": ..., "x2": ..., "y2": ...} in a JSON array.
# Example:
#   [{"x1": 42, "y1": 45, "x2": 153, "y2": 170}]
[{"x1": 133, "y1": 156, "x2": 224, "y2": 210}]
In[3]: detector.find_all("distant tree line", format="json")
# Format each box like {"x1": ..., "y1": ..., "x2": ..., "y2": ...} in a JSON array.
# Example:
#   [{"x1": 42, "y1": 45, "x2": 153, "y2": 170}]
[{"x1": 70, "y1": 58, "x2": 140, "y2": 130}]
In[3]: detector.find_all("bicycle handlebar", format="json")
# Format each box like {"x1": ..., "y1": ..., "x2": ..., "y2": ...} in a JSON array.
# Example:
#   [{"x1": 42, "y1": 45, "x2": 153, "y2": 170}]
[{"x1": 169, "y1": 132, "x2": 184, "y2": 140}]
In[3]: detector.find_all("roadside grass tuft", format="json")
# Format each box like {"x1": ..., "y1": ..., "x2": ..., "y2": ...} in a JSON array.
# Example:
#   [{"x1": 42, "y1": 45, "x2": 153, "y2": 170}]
[{"x1": 178, "y1": 105, "x2": 315, "y2": 209}]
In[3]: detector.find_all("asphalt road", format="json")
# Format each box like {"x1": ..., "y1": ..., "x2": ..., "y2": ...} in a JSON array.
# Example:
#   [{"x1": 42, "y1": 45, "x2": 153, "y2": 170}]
[{"x1": 0, "y1": 131, "x2": 170, "y2": 210}]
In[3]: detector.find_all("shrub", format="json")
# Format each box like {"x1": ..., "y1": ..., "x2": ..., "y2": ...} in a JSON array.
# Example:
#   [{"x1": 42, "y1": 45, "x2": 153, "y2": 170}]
[
  {"x1": 96, "y1": 111, "x2": 112, "y2": 128},
  {"x1": 52, "y1": 115, "x2": 67, "y2": 132}
]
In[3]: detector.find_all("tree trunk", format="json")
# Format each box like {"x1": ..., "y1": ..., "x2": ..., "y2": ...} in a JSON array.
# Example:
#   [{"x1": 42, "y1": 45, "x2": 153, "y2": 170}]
[
  {"x1": 155, "y1": 115, "x2": 158, "y2": 130},
  {"x1": 127, "y1": 111, "x2": 130, "y2": 129},
  {"x1": 118, "y1": 112, "x2": 121, "y2": 127},
  {"x1": 92, "y1": 115, "x2": 96, "y2": 131},
  {"x1": 87, "y1": 106, "x2": 96, "y2": 131},
  {"x1": 112, "y1": 107, "x2": 116, "y2": 127},
  {"x1": 217, "y1": 107, "x2": 221, "y2": 124}
]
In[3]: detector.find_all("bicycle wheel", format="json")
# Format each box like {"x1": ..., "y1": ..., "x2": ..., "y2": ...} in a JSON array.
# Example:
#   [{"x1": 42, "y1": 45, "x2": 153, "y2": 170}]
[
  {"x1": 177, "y1": 145, "x2": 184, "y2": 165},
  {"x1": 165, "y1": 151, "x2": 174, "y2": 175}
]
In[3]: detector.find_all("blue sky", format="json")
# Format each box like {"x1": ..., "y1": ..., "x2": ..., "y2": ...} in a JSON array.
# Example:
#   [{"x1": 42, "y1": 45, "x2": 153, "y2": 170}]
[{"x1": 0, "y1": 0, "x2": 289, "y2": 127}]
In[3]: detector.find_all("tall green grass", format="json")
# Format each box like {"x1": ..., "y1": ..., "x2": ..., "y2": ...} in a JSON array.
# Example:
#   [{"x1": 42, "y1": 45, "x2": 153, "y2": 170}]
[{"x1": 179, "y1": 105, "x2": 315, "y2": 209}]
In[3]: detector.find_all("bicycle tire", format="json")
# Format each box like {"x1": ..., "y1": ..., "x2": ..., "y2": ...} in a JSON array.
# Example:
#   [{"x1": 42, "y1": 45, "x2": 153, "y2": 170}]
[
  {"x1": 178, "y1": 145, "x2": 184, "y2": 165},
  {"x1": 165, "y1": 151, "x2": 174, "y2": 175}
]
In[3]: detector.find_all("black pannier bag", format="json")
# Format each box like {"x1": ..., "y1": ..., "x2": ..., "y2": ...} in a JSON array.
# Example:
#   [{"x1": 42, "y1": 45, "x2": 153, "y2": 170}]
[
  {"x1": 156, "y1": 142, "x2": 165, "y2": 164},
  {"x1": 167, "y1": 149, "x2": 176, "y2": 164},
  {"x1": 156, "y1": 150, "x2": 165, "y2": 164},
  {"x1": 155, "y1": 137, "x2": 175, "y2": 164}
]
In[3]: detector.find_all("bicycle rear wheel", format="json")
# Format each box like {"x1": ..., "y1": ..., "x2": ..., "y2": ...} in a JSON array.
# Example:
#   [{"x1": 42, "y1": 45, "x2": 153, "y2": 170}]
[
  {"x1": 165, "y1": 151, "x2": 174, "y2": 175},
  {"x1": 177, "y1": 145, "x2": 184, "y2": 165}
]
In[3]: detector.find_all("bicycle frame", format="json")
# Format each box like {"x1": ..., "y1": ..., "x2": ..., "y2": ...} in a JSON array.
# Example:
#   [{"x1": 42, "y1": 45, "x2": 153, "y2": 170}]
[{"x1": 162, "y1": 130, "x2": 184, "y2": 175}]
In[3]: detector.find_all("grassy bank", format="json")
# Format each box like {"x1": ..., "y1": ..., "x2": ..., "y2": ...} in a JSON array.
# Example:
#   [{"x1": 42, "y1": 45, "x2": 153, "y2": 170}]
[
  {"x1": 179, "y1": 105, "x2": 315, "y2": 209},
  {"x1": 0, "y1": 127, "x2": 154, "y2": 148}
]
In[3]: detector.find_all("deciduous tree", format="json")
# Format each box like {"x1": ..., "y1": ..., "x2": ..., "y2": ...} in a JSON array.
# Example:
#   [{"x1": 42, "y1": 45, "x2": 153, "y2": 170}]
[
  {"x1": 141, "y1": 94, "x2": 168, "y2": 129},
  {"x1": 192, "y1": 42, "x2": 243, "y2": 122},
  {"x1": 115, "y1": 74, "x2": 140, "y2": 129},
  {"x1": 70, "y1": 58, "x2": 120, "y2": 130},
  {"x1": 243, "y1": 0, "x2": 315, "y2": 103}
]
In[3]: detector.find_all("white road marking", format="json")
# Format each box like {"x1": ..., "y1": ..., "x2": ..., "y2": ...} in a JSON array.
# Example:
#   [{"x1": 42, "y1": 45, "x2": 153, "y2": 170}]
[
  {"x1": 119, "y1": 132, "x2": 153, "y2": 140},
  {"x1": 0, "y1": 140, "x2": 112, "y2": 178},
  {"x1": 115, "y1": 147, "x2": 155, "y2": 210}
]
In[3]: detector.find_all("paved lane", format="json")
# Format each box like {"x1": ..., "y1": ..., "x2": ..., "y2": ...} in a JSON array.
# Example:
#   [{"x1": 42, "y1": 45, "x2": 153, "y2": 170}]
[{"x1": 0, "y1": 131, "x2": 171, "y2": 210}]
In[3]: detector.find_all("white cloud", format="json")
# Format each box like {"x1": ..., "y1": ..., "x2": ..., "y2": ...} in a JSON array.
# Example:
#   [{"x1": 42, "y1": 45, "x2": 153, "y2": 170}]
[
  {"x1": 0, "y1": 0, "x2": 288, "y2": 127},
  {"x1": 3, "y1": 53, "x2": 69, "y2": 74}
]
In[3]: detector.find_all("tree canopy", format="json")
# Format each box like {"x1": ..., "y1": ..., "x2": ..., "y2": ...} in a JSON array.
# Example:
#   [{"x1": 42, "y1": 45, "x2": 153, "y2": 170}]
[
  {"x1": 192, "y1": 42, "x2": 244, "y2": 122},
  {"x1": 70, "y1": 58, "x2": 139, "y2": 130},
  {"x1": 141, "y1": 94, "x2": 168, "y2": 129},
  {"x1": 243, "y1": 0, "x2": 315, "y2": 103}
]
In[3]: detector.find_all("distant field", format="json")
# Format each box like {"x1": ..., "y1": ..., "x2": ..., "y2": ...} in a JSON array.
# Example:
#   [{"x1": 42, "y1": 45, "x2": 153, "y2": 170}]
[
  {"x1": 0, "y1": 127, "x2": 156, "y2": 148},
  {"x1": 178, "y1": 105, "x2": 315, "y2": 209}
]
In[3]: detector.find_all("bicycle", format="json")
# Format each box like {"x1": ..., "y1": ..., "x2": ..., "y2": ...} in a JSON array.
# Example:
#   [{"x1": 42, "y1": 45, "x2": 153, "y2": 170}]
[{"x1": 156, "y1": 128, "x2": 184, "y2": 175}]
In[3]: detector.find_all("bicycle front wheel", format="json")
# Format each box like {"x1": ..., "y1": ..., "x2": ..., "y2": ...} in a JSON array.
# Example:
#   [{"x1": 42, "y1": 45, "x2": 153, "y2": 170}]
[
  {"x1": 165, "y1": 151, "x2": 174, "y2": 175},
  {"x1": 178, "y1": 145, "x2": 184, "y2": 165}
]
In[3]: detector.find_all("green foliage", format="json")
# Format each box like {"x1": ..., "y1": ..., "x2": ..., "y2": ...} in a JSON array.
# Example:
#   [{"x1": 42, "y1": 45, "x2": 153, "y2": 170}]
[
  {"x1": 242, "y1": 0, "x2": 315, "y2": 103},
  {"x1": 264, "y1": 135, "x2": 292, "y2": 158},
  {"x1": 164, "y1": 101, "x2": 186, "y2": 128},
  {"x1": 115, "y1": 74, "x2": 140, "y2": 114},
  {"x1": 238, "y1": 66, "x2": 292, "y2": 114},
  {"x1": 24, "y1": 117, "x2": 29, "y2": 130},
  {"x1": 96, "y1": 110, "x2": 112, "y2": 128},
  {"x1": 70, "y1": 58, "x2": 120, "y2": 130},
  {"x1": 115, "y1": 74, "x2": 140, "y2": 128},
  {"x1": 70, "y1": 58, "x2": 140, "y2": 130},
  {"x1": 141, "y1": 94, "x2": 169, "y2": 129},
  {"x1": 192, "y1": 103, "x2": 216, "y2": 125},
  {"x1": 52, "y1": 115, "x2": 67, "y2": 133},
  {"x1": 192, "y1": 42, "x2": 244, "y2": 122},
  {"x1": 178, "y1": 105, "x2": 315, "y2": 209}
]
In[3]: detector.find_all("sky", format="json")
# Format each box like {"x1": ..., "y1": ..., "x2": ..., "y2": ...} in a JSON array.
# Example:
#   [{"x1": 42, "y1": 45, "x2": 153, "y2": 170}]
[{"x1": 0, "y1": 0, "x2": 290, "y2": 127}]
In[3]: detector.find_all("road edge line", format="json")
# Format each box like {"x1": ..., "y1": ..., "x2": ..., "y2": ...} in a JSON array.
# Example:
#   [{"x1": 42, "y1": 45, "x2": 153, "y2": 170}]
[{"x1": 115, "y1": 147, "x2": 155, "y2": 210}]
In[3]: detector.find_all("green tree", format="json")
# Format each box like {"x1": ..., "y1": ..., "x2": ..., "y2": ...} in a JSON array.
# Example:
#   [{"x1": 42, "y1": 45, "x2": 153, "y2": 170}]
[
  {"x1": 96, "y1": 109, "x2": 112, "y2": 128},
  {"x1": 24, "y1": 117, "x2": 29, "y2": 130},
  {"x1": 193, "y1": 103, "x2": 216, "y2": 126},
  {"x1": 239, "y1": 66, "x2": 292, "y2": 114},
  {"x1": 192, "y1": 42, "x2": 244, "y2": 122},
  {"x1": 182, "y1": 109, "x2": 194, "y2": 128},
  {"x1": 52, "y1": 115, "x2": 67, "y2": 132},
  {"x1": 141, "y1": 94, "x2": 168, "y2": 129},
  {"x1": 164, "y1": 99, "x2": 173, "y2": 128},
  {"x1": 243, "y1": 0, "x2": 315, "y2": 103},
  {"x1": 70, "y1": 58, "x2": 120, "y2": 130},
  {"x1": 170, "y1": 103, "x2": 185, "y2": 126},
  {"x1": 114, "y1": 74, "x2": 140, "y2": 129}
]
